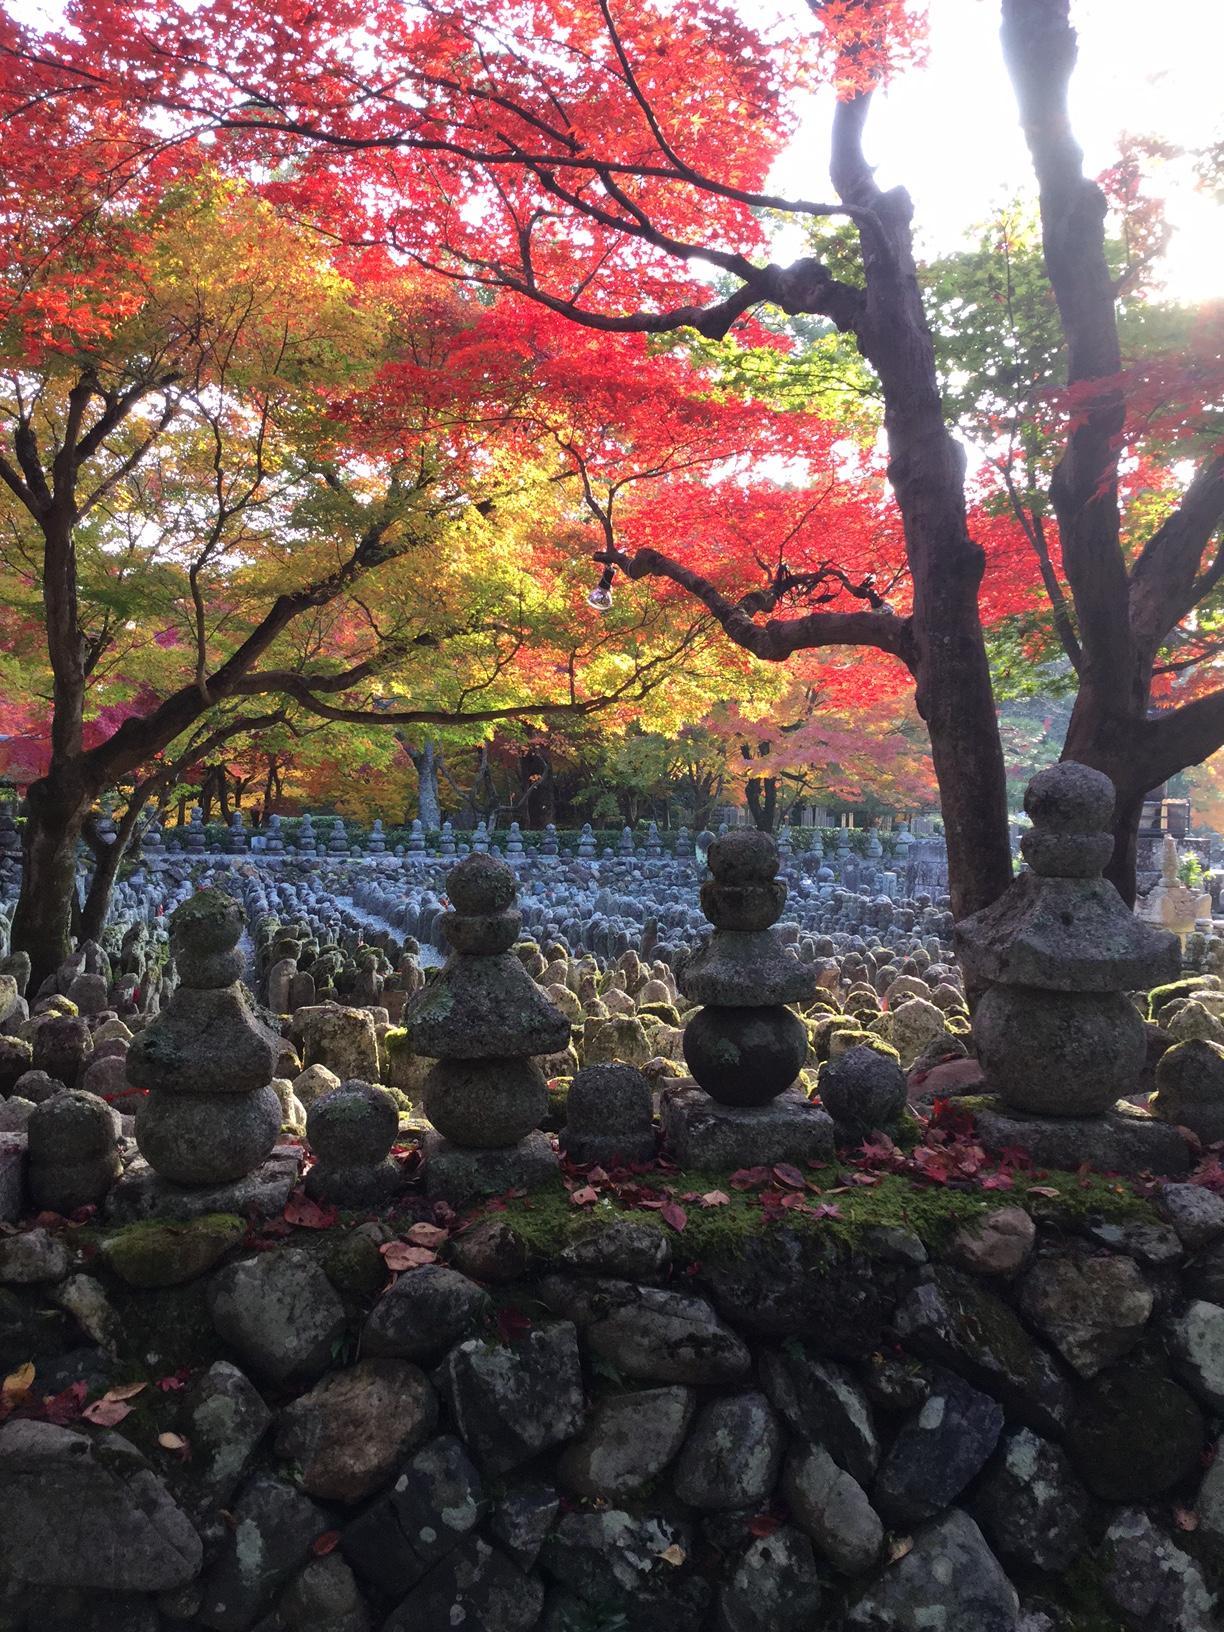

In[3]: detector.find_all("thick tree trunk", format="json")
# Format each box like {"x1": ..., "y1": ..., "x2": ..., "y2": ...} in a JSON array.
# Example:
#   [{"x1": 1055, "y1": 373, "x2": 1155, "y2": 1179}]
[
  {"x1": 746, "y1": 777, "x2": 778, "y2": 832},
  {"x1": 78, "y1": 786, "x2": 153, "y2": 943},
  {"x1": 11, "y1": 773, "x2": 92, "y2": 989},
  {"x1": 830, "y1": 100, "x2": 1014, "y2": 920},
  {"x1": 409, "y1": 741, "x2": 442, "y2": 829}
]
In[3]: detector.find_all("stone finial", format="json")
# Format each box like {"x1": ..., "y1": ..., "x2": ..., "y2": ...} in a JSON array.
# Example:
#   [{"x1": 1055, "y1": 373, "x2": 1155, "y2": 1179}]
[{"x1": 957, "y1": 762, "x2": 1179, "y2": 1116}]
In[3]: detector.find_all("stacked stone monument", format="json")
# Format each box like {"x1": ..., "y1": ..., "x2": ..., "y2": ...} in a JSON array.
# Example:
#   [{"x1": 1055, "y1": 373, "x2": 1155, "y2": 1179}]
[
  {"x1": 957, "y1": 762, "x2": 1185, "y2": 1174},
  {"x1": 119, "y1": 890, "x2": 286, "y2": 1207},
  {"x1": 662, "y1": 829, "x2": 834, "y2": 1166},
  {"x1": 403, "y1": 853, "x2": 570, "y2": 1201}
]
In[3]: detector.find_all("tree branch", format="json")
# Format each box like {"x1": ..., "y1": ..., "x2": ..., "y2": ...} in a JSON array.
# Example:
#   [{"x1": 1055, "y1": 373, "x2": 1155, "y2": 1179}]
[{"x1": 594, "y1": 544, "x2": 916, "y2": 668}]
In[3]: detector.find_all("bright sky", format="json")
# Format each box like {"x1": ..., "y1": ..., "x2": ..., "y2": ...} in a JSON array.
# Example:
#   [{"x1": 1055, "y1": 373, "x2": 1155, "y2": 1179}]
[{"x1": 768, "y1": 0, "x2": 1222, "y2": 303}]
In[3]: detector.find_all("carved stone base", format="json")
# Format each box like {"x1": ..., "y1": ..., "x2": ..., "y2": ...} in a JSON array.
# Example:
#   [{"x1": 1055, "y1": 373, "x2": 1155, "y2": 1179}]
[
  {"x1": 424, "y1": 1129, "x2": 559, "y2": 1205},
  {"x1": 972, "y1": 1097, "x2": 1192, "y2": 1179},
  {"x1": 660, "y1": 1081, "x2": 834, "y2": 1170},
  {"x1": 104, "y1": 1146, "x2": 305, "y2": 1222}
]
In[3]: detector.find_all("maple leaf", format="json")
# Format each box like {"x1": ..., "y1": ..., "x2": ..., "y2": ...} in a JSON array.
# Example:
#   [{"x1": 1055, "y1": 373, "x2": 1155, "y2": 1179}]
[
  {"x1": 283, "y1": 1192, "x2": 336, "y2": 1230},
  {"x1": 41, "y1": 1382, "x2": 87, "y2": 1425},
  {"x1": 660, "y1": 1201, "x2": 687, "y2": 1232},
  {"x1": 772, "y1": 1163, "x2": 806, "y2": 1190},
  {"x1": 496, "y1": 1306, "x2": 534, "y2": 1343},
  {"x1": 380, "y1": 1242, "x2": 437, "y2": 1271},
  {"x1": 82, "y1": 1396, "x2": 134, "y2": 1427},
  {"x1": 699, "y1": 1190, "x2": 730, "y2": 1207}
]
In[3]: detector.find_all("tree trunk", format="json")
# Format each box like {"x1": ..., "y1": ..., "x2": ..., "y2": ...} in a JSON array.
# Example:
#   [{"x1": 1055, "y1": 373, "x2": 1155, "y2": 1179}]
[
  {"x1": 409, "y1": 741, "x2": 442, "y2": 829},
  {"x1": 11, "y1": 773, "x2": 92, "y2": 989},
  {"x1": 746, "y1": 777, "x2": 778, "y2": 832},
  {"x1": 78, "y1": 786, "x2": 154, "y2": 943}
]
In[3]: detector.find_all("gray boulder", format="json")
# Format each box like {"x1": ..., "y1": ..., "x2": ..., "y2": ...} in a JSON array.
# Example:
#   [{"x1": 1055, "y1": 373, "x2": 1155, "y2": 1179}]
[
  {"x1": 1100, "y1": 1508, "x2": 1217, "y2": 1632},
  {"x1": 442, "y1": 1321, "x2": 585, "y2": 1474},
  {"x1": 872, "y1": 1371, "x2": 1003, "y2": 1526},
  {"x1": 714, "y1": 1527, "x2": 824, "y2": 1632},
  {"x1": 273, "y1": 1358, "x2": 437, "y2": 1503},
  {"x1": 379, "y1": 1535, "x2": 543, "y2": 1632},
  {"x1": 971, "y1": 1427, "x2": 1089, "y2": 1574},
  {"x1": 672, "y1": 1391, "x2": 783, "y2": 1510},
  {"x1": 843, "y1": 1509, "x2": 1018, "y2": 1631},
  {"x1": 783, "y1": 1441, "x2": 883, "y2": 1575},
  {"x1": 341, "y1": 1435, "x2": 484, "y2": 1599},
  {"x1": 363, "y1": 1264, "x2": 492, "y2": 1362},
  {"x1": 558, "y1": 1386, "x2": 693, "y2": 1499},
  {"x1": 1017, "y1": 1253, "x2": 1152, "y2": 1377},
  {"x1": 196, "y1": 1472, "x2": 326, "y2": 1632},
  {"x1": 0, "y1": 1419, "x2": 201, "y2": 1592},
  {"x1": 208, "y1": 1249, "x2": 346, "y2": 1385}
]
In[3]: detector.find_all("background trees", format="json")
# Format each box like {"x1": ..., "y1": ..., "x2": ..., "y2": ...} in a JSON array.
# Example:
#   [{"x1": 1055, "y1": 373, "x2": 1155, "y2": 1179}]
[{"x1": 0, "y1": 0, "x2": 1220, "y2": 933}]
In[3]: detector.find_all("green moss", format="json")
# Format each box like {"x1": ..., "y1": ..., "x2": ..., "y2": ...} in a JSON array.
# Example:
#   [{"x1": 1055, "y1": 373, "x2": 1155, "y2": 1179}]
[
  {"x1": 101, "y1": 1215, "x2": 245, "y2": 1288},
  {"x1": 1149, "y1": 975, "x2": 1217, "y2": 1022},
  {"x1": 384, "y1": 1026, "x2": 413, "y2": 1057},
  {"x1": 482, "y1": 1158, "x2": 1152, "y2": 1267}
]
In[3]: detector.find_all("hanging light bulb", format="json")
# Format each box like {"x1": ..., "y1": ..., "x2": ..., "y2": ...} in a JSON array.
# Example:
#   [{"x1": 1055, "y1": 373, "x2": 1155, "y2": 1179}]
[{"x1": 586, "y1": 564, "x2": 615, "y2": 612}]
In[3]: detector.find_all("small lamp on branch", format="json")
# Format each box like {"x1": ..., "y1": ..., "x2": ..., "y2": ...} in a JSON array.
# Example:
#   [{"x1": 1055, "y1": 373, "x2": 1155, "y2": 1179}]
[{"x1": 587, "y1": 563, "x2": 615, "y2": 613}]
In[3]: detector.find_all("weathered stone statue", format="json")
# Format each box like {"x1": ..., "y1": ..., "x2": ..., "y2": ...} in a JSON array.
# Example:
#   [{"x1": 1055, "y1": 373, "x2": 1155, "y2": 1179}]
[
  {"x1": 404, "y1": 853, "x2": 569, "y2": 1200},
  {"x1": 663, "y1": 830, "x2": 833, "y2": 1166},
  {"x1": 126, "y1": 890, "x2": 281, "y2": 1185},
  {"x1": 957, "y1": 762, "x2": 1179, "y2": 1117}
]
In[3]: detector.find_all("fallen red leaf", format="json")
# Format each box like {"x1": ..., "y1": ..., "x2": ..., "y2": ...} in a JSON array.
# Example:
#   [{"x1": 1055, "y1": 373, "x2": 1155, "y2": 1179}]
[
  {"x1": 660, "y1": 1202, "x2": 687, "y2": 1232},
  {"x1": 772, "y1": 1163, "x2": 807, "y2": 1190},
  {"x1": 311, "y1": 1530, "x2": 341, "y2": 1556},
  {"x1": 380, "y1": 1242, "x2": 437, "y2": 1271},
  {"x1": 283, "y1": 1193, "x2": 337, "y2": 1230}
]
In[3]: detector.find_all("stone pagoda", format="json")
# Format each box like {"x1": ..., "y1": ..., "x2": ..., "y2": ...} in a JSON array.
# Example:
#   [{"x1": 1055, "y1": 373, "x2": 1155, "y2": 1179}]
[
  {"x1": 956, "y1": 762, "x2": 1185, "y2": 1173},
  {"x1": 403, "y1": 853, "x2": 570, "y2": 1201},
  {"x1": 662, "y1": 830, "x2": 833, "y2": 1167},
  {"x1": 119, "y1": 890, "x2": 286, "y2": 1210}
]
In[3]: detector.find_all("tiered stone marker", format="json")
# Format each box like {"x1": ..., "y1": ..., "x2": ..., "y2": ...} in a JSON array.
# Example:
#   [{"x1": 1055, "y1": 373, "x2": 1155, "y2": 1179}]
[
  {"x1": 957, "y1": 762, "x2": 1187, "y2": 1176},
  {"x1": 404, "y1": 853, "x2": 570, "y2": 1201},
  {"x1": 110, "y1": 890, "x2": 301, "y2": 1219},
  {"x1": 662, "y1": 830, "x2": 833, "y2": 1167}
]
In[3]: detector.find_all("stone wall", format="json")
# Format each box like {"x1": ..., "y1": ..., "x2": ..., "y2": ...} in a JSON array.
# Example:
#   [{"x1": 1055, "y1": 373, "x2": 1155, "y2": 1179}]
[{"x1": 1, "y1": 1175, "x2": 1223, "y2": 1631}]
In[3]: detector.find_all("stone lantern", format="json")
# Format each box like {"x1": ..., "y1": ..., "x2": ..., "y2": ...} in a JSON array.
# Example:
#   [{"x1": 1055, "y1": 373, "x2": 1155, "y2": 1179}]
[
  {"x1": 956, "y1": 763, "x2": 1179, "y2": 1116},
  {"x1": 662, "y1": 830, "x2": 833, "y2": 1166}
]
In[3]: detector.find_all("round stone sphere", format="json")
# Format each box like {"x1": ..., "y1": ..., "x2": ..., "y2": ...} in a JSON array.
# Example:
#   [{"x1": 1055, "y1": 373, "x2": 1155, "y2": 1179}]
[
  {"x1": 974, "y1": 983, "x2": 1145, "y2": 1115},
  {"x1": 820, "y1": 1044, "x2": 907, "y2": 1139},
  {"x1": 446, "y1": 853, "x2": 517, "y2": 916},
  {"x1": 566, "y1": 1062, "x2": 653, "y2": 1136},
  {"x1": 683, "y1": 1004, "x2": 808, "y2": 1107},
  {"x1": 1024, "y1": 761, "x2": 1114, "y2": 834},
  {"x1": 170, "y1": 889, "x2": 243, "y2": 957},
  {"x1": 424, "y1": 1056, "x2": 547, "y2": 1148},
  {"x1": 136, "y1": 1083, "x2": 281, "y2": 1185},
  {"x1": 707, "y1": 829, "x2": 778, "y2": 885},
  {"x1": 27, "y1": 1088, "x2": 119, "y2": 1162},
  {"x1": 307, "y1": 1081, "x2": 398, "y2": 1165}
]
